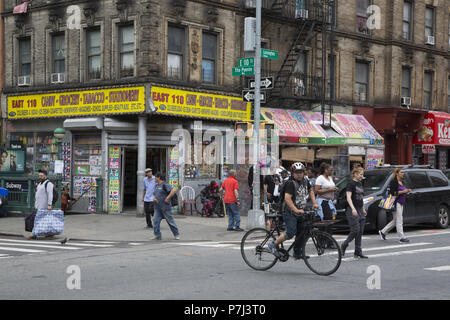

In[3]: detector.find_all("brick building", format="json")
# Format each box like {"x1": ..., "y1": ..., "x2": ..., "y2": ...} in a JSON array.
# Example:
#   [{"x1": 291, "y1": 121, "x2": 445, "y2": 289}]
[{"x1": 0, "y1": 0, "x2": 449, "y2": 214}]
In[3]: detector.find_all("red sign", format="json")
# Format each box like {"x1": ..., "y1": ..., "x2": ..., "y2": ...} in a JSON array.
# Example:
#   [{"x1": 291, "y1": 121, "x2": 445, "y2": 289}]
[
  {"x1": 422, "y1": 145, "x2": 436, "y2": 154},
  {"x1": 414, "y1": 112, "x2": 450, "y2": 146}
]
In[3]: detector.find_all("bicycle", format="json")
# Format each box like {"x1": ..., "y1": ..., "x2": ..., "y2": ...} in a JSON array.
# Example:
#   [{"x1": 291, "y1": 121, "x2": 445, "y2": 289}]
[{"x1": 240, "y1": 209, "x2": 342, "y2": 276}]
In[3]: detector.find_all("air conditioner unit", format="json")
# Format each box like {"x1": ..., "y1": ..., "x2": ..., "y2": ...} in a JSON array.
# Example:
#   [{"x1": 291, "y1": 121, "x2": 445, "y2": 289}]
[
  {"x1": 295, "y1": 9, "x2": 309, "y2": 20},
  {"x1": 51, "y1": 73, "x2": 65, "y2": 84},
  {"x1": 425, "y1": 36, "x2": 435, "y2": 45},
  {"x1": 401, "y1": 97, "x2": 412, "y2": 107},
  {"x1": 244, "y1": 0, "x2": 256, "y2": 8},
  {"x1": 18, "y1": 75, "x2": 31, "y2": 86}
]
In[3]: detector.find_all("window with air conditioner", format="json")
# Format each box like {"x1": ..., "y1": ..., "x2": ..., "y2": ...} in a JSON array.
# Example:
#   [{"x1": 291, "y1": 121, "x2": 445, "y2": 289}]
[
  {"x1": 401, "y1": 67, "x2": 412, "y2": 105},
  {"x1": 356, "y1": 0, "x2": 371, "y2": 35},
  {"x1": 52, "y1": 34, "x2": 65, "y2": 82},
  {"x1": 18, "y1": 37, "x2": 31, "y2": 86},
  {"x1": 425, "y1": 7, "x2": 435, "y2": 44},
  {"x1": 167, "y1": 25, "x2": 184, "y2": 81}
]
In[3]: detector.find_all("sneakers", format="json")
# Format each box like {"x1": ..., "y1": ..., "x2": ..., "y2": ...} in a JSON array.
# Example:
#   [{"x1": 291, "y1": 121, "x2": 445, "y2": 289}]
[
  {"x1": 234, "y1": 227, "x2": 245, "y2": 232},
  {"x1": 399, "y1": 238, "x2": 410, "y2": 244},
  {"x1": 354, "y1": 253, "x2": 369, "y2": 259},
  {"x1": 379, "y1": 230, "x2": 386, "y2": 240},
  {"x1": 267, "y1": 240, "x2": 281, "y2": 258},
  {"x1": 227, "y1": 228, "x2": 234, "y2": 231},
  {"x1": 151, "y1": 236, "x2": 161, "y2": 240},
  {"x1": 174, "y1": 235, "x2": 180, "y2": 240}
]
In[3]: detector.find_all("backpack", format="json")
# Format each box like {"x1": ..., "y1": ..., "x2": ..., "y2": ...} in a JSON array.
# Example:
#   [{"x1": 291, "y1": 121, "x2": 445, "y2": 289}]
[
  {"x1": 45, "y1": 180, "x2": 58, "y2": 206},
  {"x1": 163, "y1": 183, "x2": 178, "y2": 206}
]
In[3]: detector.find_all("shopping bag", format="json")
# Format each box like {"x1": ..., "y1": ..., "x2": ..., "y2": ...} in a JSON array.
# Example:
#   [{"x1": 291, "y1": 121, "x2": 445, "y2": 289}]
[
  {"x1": 24, "y1": 211, "x2": 36, "y2": 232},
  {"x1": 378, "y1": 193, "x2": 397, "y2": 210},
  {"x1": 32, "y1": 209, "x2": 64, "y2": 237}
]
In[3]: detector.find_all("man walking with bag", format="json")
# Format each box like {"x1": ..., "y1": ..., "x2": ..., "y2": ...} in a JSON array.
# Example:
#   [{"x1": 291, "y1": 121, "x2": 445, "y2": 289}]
[{"x1": 28, "y1": 170, "x2": 54, "y2": 239}]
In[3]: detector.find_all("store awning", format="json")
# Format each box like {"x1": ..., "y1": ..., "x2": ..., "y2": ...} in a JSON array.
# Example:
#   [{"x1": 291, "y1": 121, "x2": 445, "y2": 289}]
[
  {"x1": 413, "y1": 111, "x2": 450, "y2": 146},
  {"x1": 261, "y1": 108, "x2": 384, "y2": 146}
]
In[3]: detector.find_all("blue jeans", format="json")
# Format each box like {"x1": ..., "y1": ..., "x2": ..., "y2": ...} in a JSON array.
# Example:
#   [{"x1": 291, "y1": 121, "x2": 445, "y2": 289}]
[
  {"x1": 225, "y1": 202, "x2": 240, "y2": 229},
  {"x1": 316, "y1": 198, "x2": 337, "y2": 221},
  {"x1": 153, "y1": 206, "x2": 179, "y2": 239},
  {"x1": 283, "y1": 211, "x2": 307, "y2": 256}
]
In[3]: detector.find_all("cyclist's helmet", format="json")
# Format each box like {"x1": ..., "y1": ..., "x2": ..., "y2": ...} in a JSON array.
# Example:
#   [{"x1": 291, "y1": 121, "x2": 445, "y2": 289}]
[{"x1": 291, "y1": 162, "x2": 306, "y2": 172}]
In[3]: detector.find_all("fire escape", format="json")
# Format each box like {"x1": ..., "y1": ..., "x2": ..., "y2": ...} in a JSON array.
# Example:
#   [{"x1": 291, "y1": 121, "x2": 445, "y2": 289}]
[{"x1": 243, "y1": 0, "x2": 336, "y2": 113}]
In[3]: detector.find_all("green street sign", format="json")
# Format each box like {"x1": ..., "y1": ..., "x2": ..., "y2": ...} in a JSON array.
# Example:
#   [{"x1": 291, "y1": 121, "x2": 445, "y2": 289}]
[
  {"x1": 261, "y1": 48, "x2": 278, "y2": 60},
  {"x1": 232, "y1": 66, "x2": 254, "y2": 76},
  {"x1": 239, "y1": 57, "x2": 254, "y2": 67}
]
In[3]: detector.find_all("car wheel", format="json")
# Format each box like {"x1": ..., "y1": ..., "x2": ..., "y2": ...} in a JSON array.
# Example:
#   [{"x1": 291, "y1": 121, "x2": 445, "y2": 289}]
[
  {"x1": 436, "y1": 205, "x2": 449, "y2": 229},
  {"x1": 377, "y1": 209, "x2": 387, "y2": 230}
]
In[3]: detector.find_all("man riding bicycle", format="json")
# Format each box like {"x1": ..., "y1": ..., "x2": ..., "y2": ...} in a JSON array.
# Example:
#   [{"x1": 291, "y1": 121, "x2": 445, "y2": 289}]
[{"x1": 268, "y1": 162, "x2": 319, "y2": 260}]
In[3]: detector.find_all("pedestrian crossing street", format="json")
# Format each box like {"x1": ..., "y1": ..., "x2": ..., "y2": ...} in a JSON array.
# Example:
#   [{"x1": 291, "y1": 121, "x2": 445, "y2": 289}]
[
  {"x1": 0, "y1": 238, "x2": 145, "y2": 259},
  {"x1": 174, "y1": 230, "x2": 450, "y2": 265}
]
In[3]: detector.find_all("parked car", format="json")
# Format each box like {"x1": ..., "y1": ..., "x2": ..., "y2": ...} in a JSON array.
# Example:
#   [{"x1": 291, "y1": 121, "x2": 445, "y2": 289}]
[
  {"x1": 443, "y1": 169, "x2": 450, "y2": 180},
  {"x1": 334, "y1": 166, "x2": 450, "y2": 231}
]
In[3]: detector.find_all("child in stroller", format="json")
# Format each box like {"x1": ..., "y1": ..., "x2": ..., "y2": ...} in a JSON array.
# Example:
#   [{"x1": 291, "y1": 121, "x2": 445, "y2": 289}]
[{"x1": 200, "y1": 181, "x2": 224, "y2": 217}]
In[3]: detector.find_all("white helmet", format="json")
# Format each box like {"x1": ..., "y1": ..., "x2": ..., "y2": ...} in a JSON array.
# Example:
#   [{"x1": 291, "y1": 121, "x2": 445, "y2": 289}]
[{"x1": 291, "y1": 162, "x2": 306, "y2": 172}]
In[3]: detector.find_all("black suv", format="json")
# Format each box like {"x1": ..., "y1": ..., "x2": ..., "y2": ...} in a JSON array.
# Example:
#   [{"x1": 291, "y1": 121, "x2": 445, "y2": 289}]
[{"x1": 334, "y1": 166, "x2": 450, "y2": 231}]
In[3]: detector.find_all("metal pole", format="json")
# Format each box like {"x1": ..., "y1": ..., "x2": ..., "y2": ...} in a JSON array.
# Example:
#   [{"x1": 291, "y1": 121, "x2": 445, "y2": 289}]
[
  {"x1": 252, "y1": 0, "x2": 262, "y2": 211},
  {"x1": 136, "y1": 114, "x2": 147, "y2": 216}
]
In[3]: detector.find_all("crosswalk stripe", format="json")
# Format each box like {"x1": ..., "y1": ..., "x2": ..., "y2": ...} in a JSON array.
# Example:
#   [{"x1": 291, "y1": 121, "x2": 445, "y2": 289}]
[
  {"x1": 343, "y1": 246, "x2": 450, "y2": 261},
  {"x1": 424, "y1": 266, "x2": 450, "y2": 271},
  {"x1": 0, "y1": 246, "x2": 46, "y2": 253},
  {"x1": 0, "y1": 242, "x2": 81, "y2": 250},
  {"x1": 0, "y1": 238, "x2": 113, "y2": 248}
]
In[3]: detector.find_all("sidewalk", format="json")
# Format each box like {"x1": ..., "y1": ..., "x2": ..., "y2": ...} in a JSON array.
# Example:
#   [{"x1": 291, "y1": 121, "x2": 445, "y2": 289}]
[{"x1": 0, "y1": 212, "x2": 249, "y2": 242}]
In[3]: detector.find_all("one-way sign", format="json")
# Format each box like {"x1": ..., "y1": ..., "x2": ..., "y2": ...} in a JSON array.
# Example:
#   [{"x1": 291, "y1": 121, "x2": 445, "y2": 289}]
[
  {"x1": 248, "y1": 76, "x2": 273, "y2": 90},
  {"x1": 242, "y1": 90, "x2": 266, "y2": 103}
]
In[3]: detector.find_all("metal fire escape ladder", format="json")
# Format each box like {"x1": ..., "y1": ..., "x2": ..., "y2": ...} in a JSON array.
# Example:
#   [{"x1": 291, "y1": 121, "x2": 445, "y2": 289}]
[{"x1": 273, "y1": 20, "x2": 317, "y2": 92}]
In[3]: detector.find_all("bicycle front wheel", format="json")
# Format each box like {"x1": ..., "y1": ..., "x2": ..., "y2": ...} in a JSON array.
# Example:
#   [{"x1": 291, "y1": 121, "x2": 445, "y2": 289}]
[
  {"x1": 241, "y1": 228, "x2": 278, "y2": 271},
  {"x1": 302, "y1": 231, "x2": 341, "y2": 276}
]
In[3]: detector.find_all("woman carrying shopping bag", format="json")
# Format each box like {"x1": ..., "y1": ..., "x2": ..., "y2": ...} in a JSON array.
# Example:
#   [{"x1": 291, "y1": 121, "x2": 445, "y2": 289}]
[{"x1": 379, "y1": 168, "x2": 412, "y2": 243}]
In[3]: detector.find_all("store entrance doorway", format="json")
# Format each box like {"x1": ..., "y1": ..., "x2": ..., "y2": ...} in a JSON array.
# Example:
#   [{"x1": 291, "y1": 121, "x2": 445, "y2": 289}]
[
  {"x1": 122, "y1": 147, "x2": 138, "y2": 210},
  {"x1": 147, "y1": 147, "x2": 167, "y2": 177}
]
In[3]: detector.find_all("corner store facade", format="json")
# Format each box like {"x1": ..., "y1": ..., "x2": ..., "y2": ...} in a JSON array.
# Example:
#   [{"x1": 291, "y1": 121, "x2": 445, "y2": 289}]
[{"x1": 3, "y1": 84, "x2": 251, "y2": 214}]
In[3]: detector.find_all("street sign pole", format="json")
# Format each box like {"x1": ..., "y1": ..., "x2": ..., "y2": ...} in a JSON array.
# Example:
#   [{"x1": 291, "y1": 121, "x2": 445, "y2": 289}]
[{"x1": 252, "y1": 0, "x2": 262, "y2": 214}]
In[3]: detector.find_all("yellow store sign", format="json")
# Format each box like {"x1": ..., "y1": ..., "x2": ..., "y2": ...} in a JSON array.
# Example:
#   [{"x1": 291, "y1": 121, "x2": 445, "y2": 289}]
[
  {"x1": 151, "y1": 86, "x2": 251, "y2": 121},
  {"x1": 8, "y1": 87, "x2": 146, "y2": 119}
]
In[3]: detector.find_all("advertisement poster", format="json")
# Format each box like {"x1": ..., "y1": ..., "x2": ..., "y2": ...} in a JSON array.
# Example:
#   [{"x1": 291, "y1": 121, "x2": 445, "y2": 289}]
[
  {"x1": 0, "y1": 149, "x2": 25, "y2": 173},
  {"x1": 108, "y1": 146, "x2": 121, "y2": 213},
  {"x1": 73, "y1": 176, "x2": 97, "y2": 213},
  {"x1": 168, "y1": 147, "x2": 179, "y2": 190},
  {"x1": 151, "y1": 86, "x2": 251, "y2": 121},
  {"x1": 366, "y1": 148, "x2": 384, "y2": 170},
  {"x1": 8, "y1": 87, "x2": 146, "y2": 119}
]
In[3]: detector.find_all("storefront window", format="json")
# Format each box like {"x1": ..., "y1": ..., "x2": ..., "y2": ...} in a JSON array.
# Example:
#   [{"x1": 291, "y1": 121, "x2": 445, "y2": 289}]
[
  {"x1": 184, "y1": 144, "x2": 219, "y2": 180},
  {"x1": 7, "y1": 133, "x2": 34, "y2": 175},
  {"x1": 72, "y1": 135, "x2": 101, "y2": 213}
]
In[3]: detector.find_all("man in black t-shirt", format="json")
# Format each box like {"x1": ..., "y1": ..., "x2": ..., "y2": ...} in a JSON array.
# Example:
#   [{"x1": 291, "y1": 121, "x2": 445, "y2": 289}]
[{"x1": 268, "y1": 163, "x2": 319, "y2": 260}]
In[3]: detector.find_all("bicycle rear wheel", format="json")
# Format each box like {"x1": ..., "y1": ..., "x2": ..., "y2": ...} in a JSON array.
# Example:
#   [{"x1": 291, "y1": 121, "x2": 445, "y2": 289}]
[
  {"x1": 302, "y1": 231, "x2": 341, "y2": 276},
  {"x1": 241, "y1": 228, "x2": 278, "y2": 271}
]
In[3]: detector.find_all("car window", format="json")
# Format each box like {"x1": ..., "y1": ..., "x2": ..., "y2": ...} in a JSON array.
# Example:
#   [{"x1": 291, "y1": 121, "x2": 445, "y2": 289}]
[
  {"x1": 428, "y1": 171, "x2": 449, "y2": 187},
  {"x1": 406, "y1": 171, "x2": 432, "y2": 189},
  {"x1": 362, "y1": 172, "x2": 390, "y2": 195}
]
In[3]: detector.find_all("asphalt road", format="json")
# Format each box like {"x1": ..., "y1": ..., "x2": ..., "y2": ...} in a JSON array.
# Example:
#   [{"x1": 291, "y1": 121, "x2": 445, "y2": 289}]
[{"x1": 0, "y1": 227, "x2": 449, "y2": 301}]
